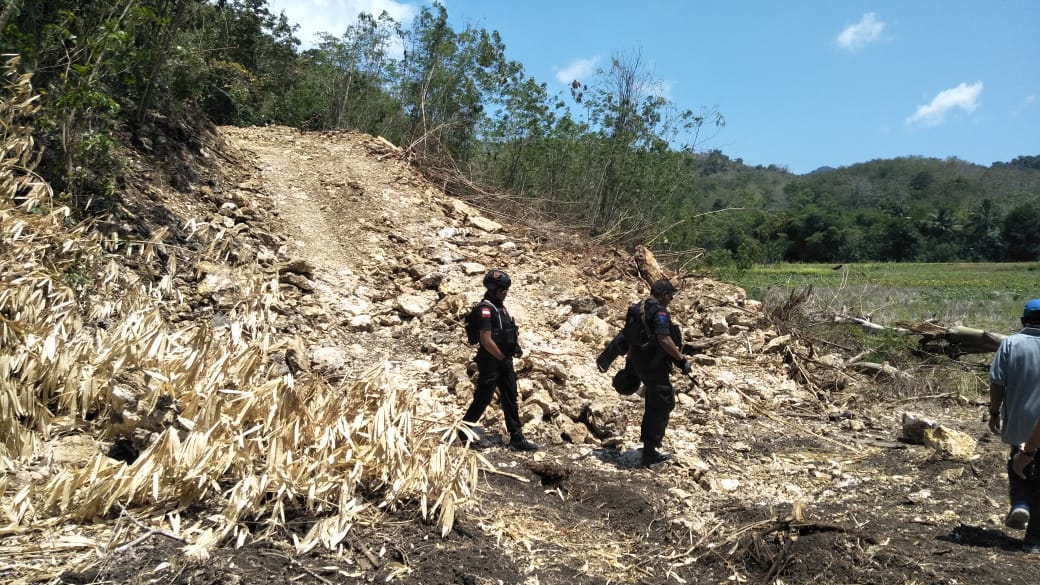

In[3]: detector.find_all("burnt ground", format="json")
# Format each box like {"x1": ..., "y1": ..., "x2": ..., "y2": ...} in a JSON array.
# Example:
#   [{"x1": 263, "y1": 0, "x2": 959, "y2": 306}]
[
  {"x1": 54, "y1": 411, "x2": 1033, "y2": 585},
  {"x1": 12, "y1": 125, "x2": 1038, "y2": 585}
]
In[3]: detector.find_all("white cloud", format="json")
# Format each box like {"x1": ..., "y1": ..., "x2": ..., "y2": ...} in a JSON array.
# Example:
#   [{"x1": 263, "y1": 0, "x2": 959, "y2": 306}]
[
  {"x1": 555, "y1": 57, "x2": 600, "y2": 85},
  {"x1": 836, "y1": 13, "x2": 886, "y2": 52},
  {"x1": 1012, "y1": 95, "x2": 1037, "y2": 117},
  {"x1": 906, "y1": 81, "x2": 983, "y2": 126},
  {"x1": 269, "y1": 0, "x2": 417, "y2": 48}
]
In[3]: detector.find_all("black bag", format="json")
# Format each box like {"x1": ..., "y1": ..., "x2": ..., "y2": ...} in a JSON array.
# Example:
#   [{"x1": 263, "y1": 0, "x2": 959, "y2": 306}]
[
  {"x1": 623, "y1": 300, "x2": 656, "y2": 351},
  {"x1": 465, "y1": 301, "x2": 492, "y2": 345},
  {"x1": 596, "y1": 331, "x2": 629, "y2": 372}
]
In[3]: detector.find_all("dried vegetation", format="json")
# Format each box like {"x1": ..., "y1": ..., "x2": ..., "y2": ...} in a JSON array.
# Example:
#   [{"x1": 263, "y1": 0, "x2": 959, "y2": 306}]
[{"x1": 0, "y1": 58, "x2": 475, "y2": 581}]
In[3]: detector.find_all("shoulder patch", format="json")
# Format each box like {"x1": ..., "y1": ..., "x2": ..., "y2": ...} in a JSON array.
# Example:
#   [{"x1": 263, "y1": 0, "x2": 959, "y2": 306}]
[{"x1": 480, "y1": 307, "x2": 492, "y2": 318}]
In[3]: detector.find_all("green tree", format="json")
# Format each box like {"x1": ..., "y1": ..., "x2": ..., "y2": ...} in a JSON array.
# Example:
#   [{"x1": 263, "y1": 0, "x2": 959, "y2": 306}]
[
  {"x1": 1002, "y1": 204, "x2": 1040, "y2": 261},
  {"x1": 574, "y1": 50, "x2": 723, "y2": 229},
  {"x1": 6, "y1": 1, "x2": 159, "y2": 211},
  {"x1": 875, "y1": 200, "x2": 922, "y2": 261},
  {"x1": 965, "y1": 198, "x2": 1004, "y2": 260},
  {"x1": 172, "y1": 0, "x2": 300, "y2": 125},
  {"x1": 295, "y1": 12, "x2": 402, "y2": 133},
  {"x1": 780, "y1": 183, "x2": 848, "y2": 261},
  {"x1": 470, "y1": 75, "x2": 555, "y2": 192},
  {"x1": 397, "y1": 3, "x2": 517, "y2": 164}
]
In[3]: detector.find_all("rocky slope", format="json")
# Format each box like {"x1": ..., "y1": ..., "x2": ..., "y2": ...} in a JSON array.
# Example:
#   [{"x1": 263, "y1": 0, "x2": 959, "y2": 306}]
[{"x1": 1, "y1": 124, "x2": 1031, "y2": 585}]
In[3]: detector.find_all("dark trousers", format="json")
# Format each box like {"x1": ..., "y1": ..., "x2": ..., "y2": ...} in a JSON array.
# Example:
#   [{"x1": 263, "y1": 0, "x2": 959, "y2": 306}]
[
  {"x1": 631, "y1": 355, "x2": 675, "y2": 451},
  {"x1": 463, "y1": 352, "x2": 523, "y2": 439},
  {"x1": 1008, "y1": 446, "x2": 1040, "y2": 541}
]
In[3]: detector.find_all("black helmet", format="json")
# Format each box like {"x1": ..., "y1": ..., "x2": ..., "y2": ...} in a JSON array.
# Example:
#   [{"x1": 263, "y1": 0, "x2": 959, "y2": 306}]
[
  {"x1": 612, "y1": 367, "x2": 641, "y2": 395},
  {"x1": 650, "y1": 279, "x2": 676, "y2": 296},
  {"x1": 483, "y1": 270, "x2": 511, "y2": 291}
]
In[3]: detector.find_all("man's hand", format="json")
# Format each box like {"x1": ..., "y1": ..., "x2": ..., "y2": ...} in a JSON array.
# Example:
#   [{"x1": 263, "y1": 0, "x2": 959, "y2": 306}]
[
  {"x1": 988, "y1": 412, "x2": 1002, "y2": 434},
  {"x1": 680, "y1": 359, "x2": 693, "y2": 376},
  {"x1": 1013, "y1": 450, "x2": 1035, "y2": 479},
  {"x1": 514, "y1": 346, "x2": 523, "y2": 358}
]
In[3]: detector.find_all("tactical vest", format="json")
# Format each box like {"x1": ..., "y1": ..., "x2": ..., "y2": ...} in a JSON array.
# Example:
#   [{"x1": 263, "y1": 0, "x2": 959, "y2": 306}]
[{"x1": 471, "y1": 301, "x2": 518, "y2": 351}]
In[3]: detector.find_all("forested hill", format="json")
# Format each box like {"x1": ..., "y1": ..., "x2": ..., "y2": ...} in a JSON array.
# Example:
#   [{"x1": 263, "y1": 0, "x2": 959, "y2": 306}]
[
  {"x1": 698, "y1": 153, "x2": 1040, "y2": 265},
  {"x1": 5, "y1": 1, "x2": 1039, "y2": 266}
]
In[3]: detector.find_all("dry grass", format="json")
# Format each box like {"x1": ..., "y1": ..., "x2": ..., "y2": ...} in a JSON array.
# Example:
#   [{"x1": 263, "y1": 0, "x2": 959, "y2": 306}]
[{"x1": 0, "y1": 56, "x2": 478, "y2": 580}]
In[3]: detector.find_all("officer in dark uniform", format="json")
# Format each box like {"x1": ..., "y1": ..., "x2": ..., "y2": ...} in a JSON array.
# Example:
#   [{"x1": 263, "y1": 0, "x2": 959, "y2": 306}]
[
  {"x1": 627, "y1": 279, "x2": 691, "y2": 467},
  {"x1": 462, "y1": 270, "x2": 539, "y2": 452}
]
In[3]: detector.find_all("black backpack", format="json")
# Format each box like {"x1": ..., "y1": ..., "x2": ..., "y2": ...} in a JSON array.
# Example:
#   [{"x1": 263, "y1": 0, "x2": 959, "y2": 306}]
[
  {"x1": 623, "y1": 300, "x2": 656, "y2": 351},
  {"x1": 464, "y1": 300, "x2": 500, "y2": 345}
]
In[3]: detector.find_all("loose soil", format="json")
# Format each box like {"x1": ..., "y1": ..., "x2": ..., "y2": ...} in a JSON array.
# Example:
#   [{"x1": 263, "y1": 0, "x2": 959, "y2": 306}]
[{"x1": 12, "y1": 125, "x2": 1036, "y2": 585}]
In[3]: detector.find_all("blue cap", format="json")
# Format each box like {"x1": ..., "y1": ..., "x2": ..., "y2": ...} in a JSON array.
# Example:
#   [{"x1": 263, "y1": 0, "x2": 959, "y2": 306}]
[{"x1": 1024, "y1": 299, "x2": 1040, "y2": 316}]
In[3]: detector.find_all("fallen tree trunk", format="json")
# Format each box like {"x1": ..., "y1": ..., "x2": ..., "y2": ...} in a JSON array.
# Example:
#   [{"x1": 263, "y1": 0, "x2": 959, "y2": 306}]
[
  {"x1": 943, "y1": 325, "x2": 1005, "y2": 353},
  {"x1": 836, "y1": 317, "x2": 1006, "y2": 357},
  {"x1": 846, "y1": 361, "x2": 914, "y2": 381},
  {"x1": 914, "y1": 325, "x2": 1006, "y2": 358},
  {"x1": 834, "y1": 315, "x2": 909, "y2": 334}
]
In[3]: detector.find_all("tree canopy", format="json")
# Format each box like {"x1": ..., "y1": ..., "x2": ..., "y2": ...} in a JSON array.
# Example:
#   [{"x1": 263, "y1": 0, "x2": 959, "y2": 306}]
[{"x1": 4, "y1": 0, "x2": 1038, "y2": 264}]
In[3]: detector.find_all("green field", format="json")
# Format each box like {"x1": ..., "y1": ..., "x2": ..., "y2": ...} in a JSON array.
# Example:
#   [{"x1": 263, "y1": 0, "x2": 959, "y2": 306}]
[{"x1": 727, "y1": 262, "x2": 1040, "y2": 334}]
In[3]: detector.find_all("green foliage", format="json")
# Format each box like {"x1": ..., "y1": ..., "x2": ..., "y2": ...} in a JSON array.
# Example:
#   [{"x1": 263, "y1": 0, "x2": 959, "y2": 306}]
[
  {"x1": 292, "y1": 13, "x2": 404, "y2": 134},
  {"x1": 62, "y1": 253, "x2": 95, "y2": 295},
  {"x1": 6, "y1": 0, "x2": 1038, "y2": 270},
  {"x1": 174, "y1": 0, "x2": 301, "y2": 125},
  {"x1": 995, "y1": 155, "x2": 1040, "y2": 171},
  {"x1": 7, "y1": 2, "x2": 145, "y2": 212},
  {"x1": 1002, "y1": 204, "x2": 1040, "y2": 261}
]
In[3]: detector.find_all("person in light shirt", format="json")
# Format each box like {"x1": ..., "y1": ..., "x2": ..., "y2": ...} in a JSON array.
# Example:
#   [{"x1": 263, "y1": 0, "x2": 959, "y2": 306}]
[{"x1": 988, "y1": 298, "x2": 1040, "y2": 553}]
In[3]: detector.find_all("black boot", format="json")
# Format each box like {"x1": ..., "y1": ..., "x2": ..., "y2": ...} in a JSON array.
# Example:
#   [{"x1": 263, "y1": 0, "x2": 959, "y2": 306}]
[
  {"x1": 641, "y1": 447, "x2": 672, "y2": 467},
  {"x1": 509, "y1": 436, "x2": 539, "y2": 452}
]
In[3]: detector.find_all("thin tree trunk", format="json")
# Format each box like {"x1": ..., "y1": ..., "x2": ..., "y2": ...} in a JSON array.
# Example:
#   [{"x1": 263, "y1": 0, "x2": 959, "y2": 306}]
[
  {"x1": 0, "y1": 0, "x2": 21, "y2": 34},
  {"x1": 137, "y1": 0, "x2": 189, "y2": 124}
]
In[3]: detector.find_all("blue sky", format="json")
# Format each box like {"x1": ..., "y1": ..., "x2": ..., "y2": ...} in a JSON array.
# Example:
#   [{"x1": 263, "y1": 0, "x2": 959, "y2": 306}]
[{"x1": 268, "y1": 0, "x2": 1039, "y2": 174}]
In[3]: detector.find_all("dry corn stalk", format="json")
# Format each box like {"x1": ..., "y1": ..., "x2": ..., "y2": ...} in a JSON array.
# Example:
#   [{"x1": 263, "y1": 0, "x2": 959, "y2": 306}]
[{"x1": 0, "y1": 55, "x2": 477, "y2": 568}]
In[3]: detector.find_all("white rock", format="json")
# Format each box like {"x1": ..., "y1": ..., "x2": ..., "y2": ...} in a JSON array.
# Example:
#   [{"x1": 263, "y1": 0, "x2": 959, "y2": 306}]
[
  {"x1": 311, "y1": 346, "x2": 348, "y2": 374},
  {"x1": 398, "y1": 292, "x2": 437, "y2": 317},
  {"x1": 348, "y1": 315, "x2": 373, "y2": 331},
  {"x1": 722, "y1": 405, "x2": 748, "y2": 419},
  {"x1": 718, "y1": 478, "x2": 741, "y2": 491},
  {"x1": 468, "y1": 215, "x2": 502, "y2": 233}
]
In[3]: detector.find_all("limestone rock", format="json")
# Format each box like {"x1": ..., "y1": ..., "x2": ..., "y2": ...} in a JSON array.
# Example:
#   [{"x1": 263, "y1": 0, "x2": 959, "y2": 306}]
[
  {"x1": 397, "y1": 292, "x2": 437, "y2": 317},
  {"x1": 901, "y1": 412, "x2": 978, "y2": 461},
  {"x1": 468, "y1": 215, "x2": 502, "y2": 233}
]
